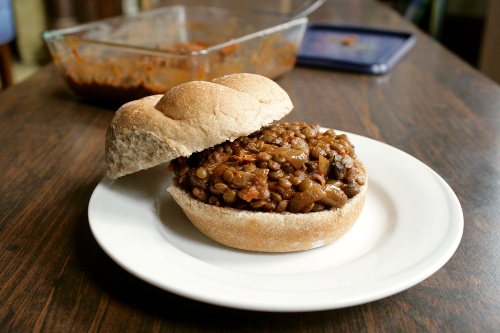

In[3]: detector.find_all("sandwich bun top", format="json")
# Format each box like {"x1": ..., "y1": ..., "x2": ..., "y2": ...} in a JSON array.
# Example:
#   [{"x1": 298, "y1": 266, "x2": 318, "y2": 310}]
[{"x1": 105, "y1": 73, "x2": 293, "y2": 179}]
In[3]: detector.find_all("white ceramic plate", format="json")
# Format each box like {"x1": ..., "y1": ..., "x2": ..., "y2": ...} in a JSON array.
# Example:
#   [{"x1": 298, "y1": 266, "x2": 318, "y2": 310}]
[{"x1": 88, "y1": 131, "x2": 463, "y2": 312}]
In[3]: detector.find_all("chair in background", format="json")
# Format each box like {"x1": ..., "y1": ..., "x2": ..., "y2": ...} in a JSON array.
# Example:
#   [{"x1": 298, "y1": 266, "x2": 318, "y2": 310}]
[
  {"x1": 380, "y1": 0, "x2": 446, "y2": 39},
  {"x1": 404, "y1": 0, "x2": 446, "y2": 39},
  {"x1": 0, "y1": 0, "x2": 15, "y2": 89}
]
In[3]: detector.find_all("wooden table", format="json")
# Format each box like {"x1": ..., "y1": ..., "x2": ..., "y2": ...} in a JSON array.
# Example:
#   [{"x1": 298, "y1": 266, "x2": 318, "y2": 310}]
[{"x1": 1, "y1": 0, "x2": 499, "y2": 331}]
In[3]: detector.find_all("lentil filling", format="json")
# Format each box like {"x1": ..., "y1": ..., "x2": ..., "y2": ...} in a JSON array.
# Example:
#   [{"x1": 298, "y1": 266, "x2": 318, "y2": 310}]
[{"x1": 169, "y1": 122, "x2": 366, "y2": 214}]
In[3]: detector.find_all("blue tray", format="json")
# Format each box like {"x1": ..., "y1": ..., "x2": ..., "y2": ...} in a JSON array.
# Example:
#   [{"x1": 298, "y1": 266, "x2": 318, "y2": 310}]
[{"x1": 297, "y1": 24, "x2": 416, "y2": 74}]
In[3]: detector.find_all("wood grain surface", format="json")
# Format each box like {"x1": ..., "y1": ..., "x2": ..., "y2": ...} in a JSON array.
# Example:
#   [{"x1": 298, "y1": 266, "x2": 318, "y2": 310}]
[{"x1": 1, "y1": 0, "x2": 499, "y2": 331}]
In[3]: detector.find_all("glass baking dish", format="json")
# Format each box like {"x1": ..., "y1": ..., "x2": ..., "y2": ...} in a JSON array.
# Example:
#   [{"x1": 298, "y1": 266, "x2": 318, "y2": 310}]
[{"x1": 43, "y1": 5, "x2": 308, "y2": 105}]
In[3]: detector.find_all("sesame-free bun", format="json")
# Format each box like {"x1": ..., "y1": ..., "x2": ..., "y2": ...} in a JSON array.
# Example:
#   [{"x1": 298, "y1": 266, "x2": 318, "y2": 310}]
[
  {"x1": 105, "y1": 73, "x2": 368, "y2": 253},
  {"x1": 168, "y1": 161, "x2": 367, "y2": 252},
  {"x1": 105, "y1": 73, "x2": 293, "y2": 179}
]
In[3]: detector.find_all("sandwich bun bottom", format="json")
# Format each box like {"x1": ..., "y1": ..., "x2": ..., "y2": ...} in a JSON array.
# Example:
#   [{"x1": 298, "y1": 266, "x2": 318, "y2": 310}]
[{"x1": 167, "y1": 162, "x2": 367, "y2": 253}]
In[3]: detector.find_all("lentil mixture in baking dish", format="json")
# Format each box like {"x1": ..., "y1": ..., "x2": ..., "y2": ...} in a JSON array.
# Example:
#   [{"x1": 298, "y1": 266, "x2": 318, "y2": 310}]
[{"x1": 168, "y1": 122, "x2": 366, "y2": 214}]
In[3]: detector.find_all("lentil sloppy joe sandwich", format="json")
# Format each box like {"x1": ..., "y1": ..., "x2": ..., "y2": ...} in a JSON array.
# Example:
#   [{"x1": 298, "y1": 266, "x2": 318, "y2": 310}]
[{"x1": 105, "y1": 73, "x2": 367, "y2": 252}]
